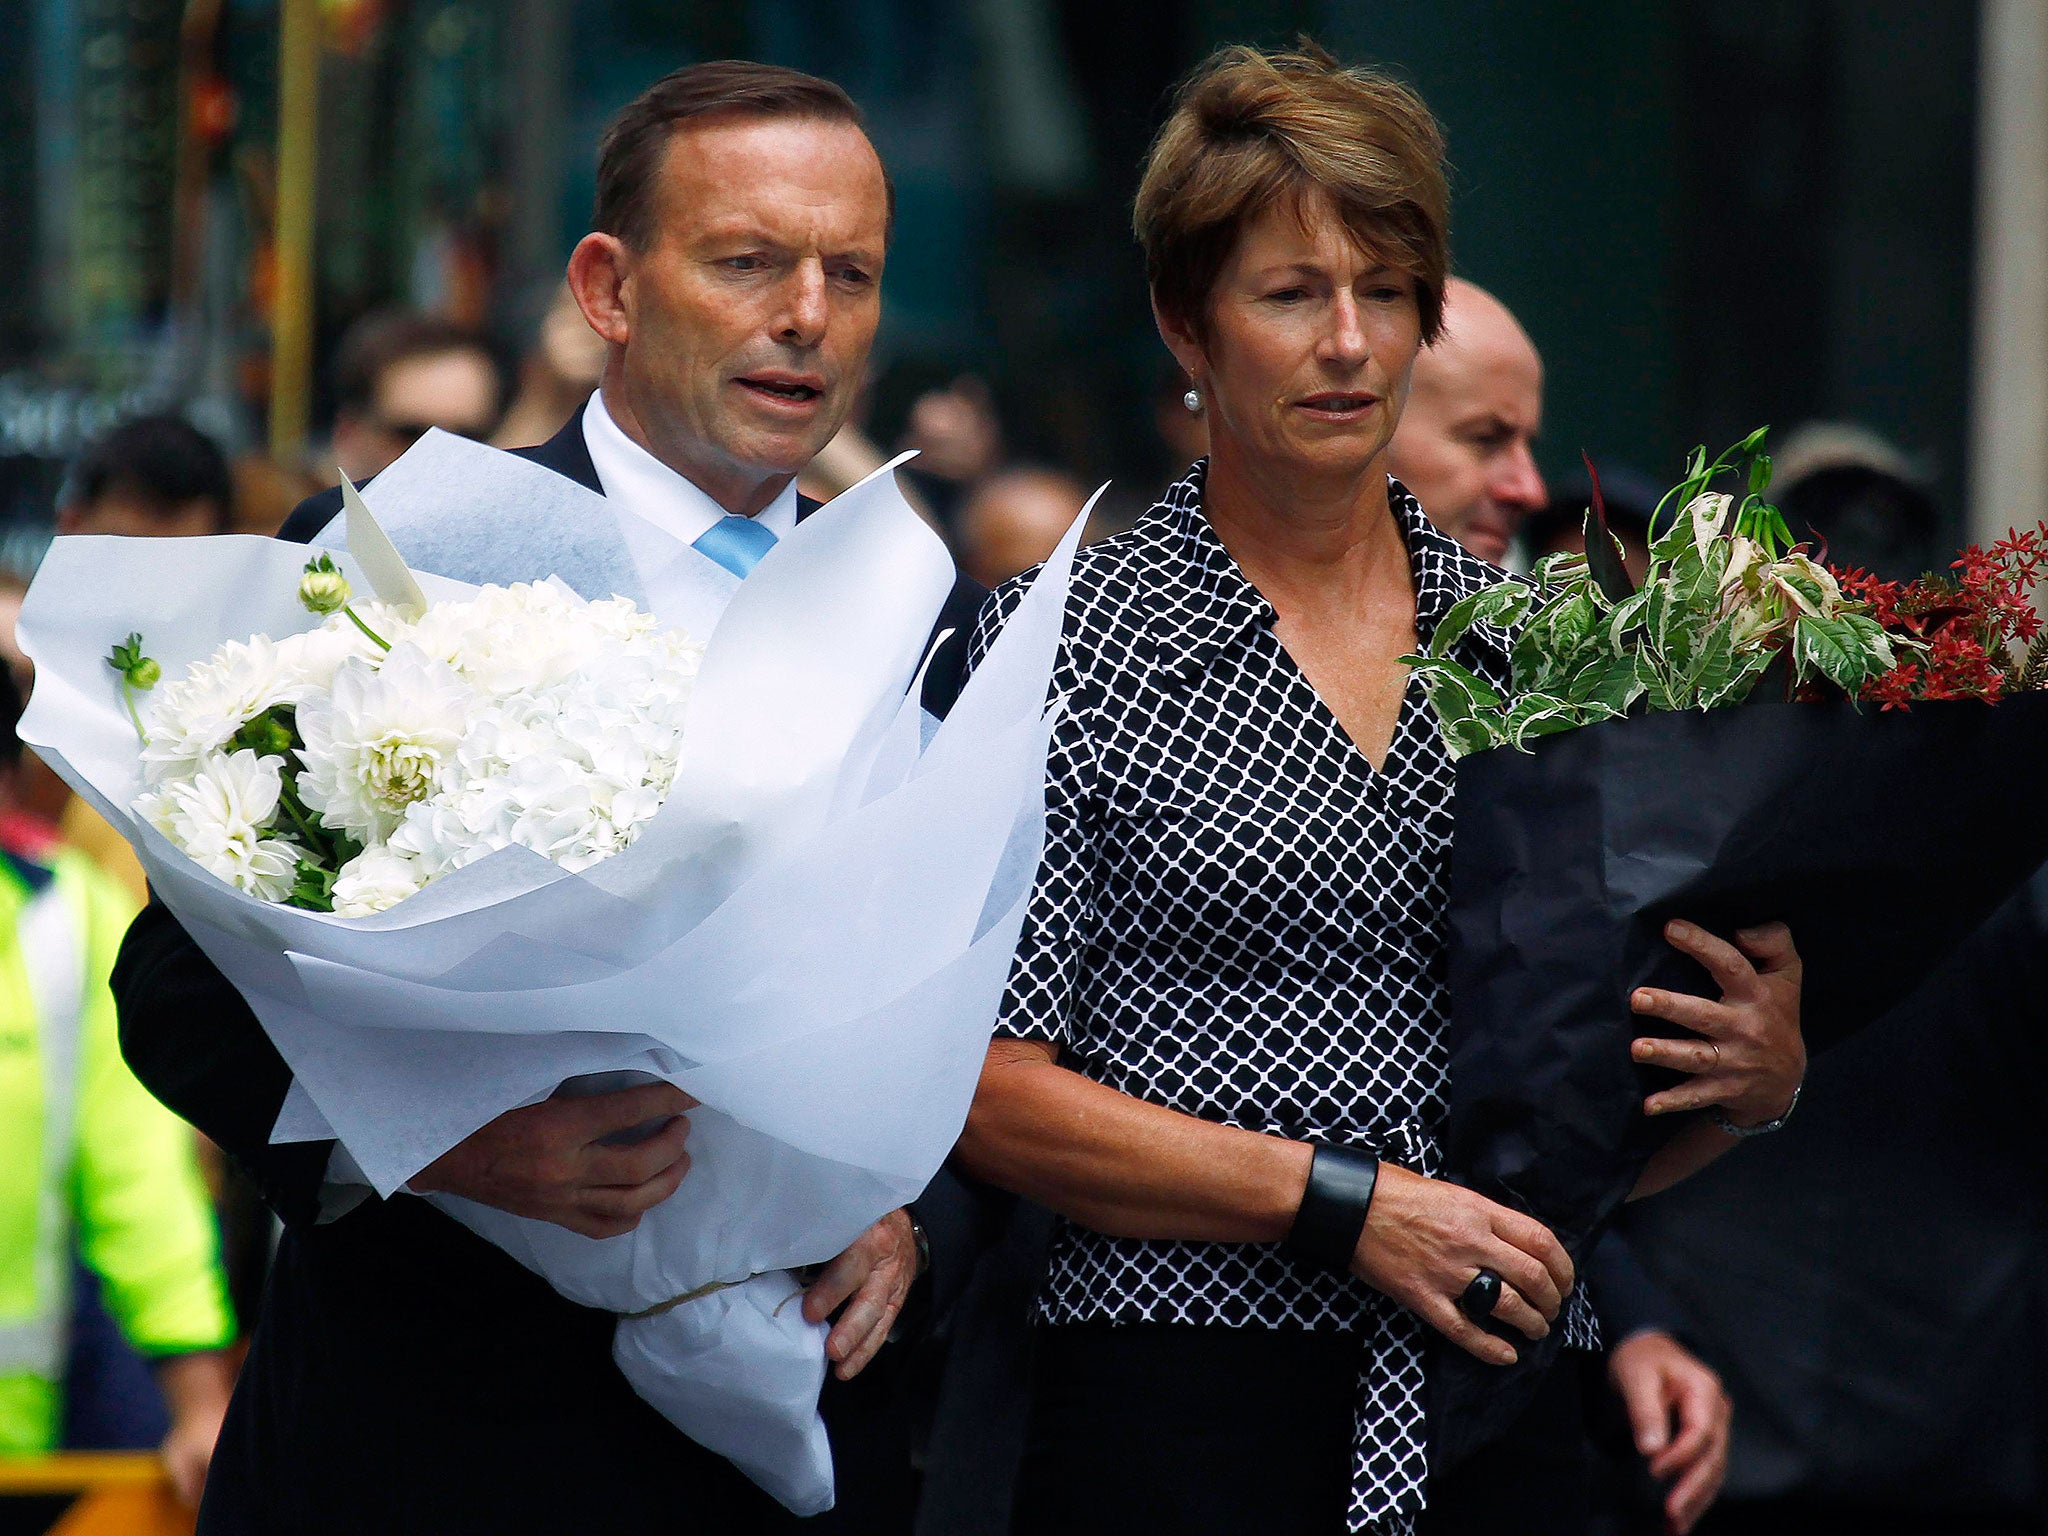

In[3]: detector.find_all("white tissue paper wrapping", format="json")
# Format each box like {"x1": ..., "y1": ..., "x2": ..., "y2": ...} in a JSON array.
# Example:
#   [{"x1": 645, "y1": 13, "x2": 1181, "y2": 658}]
[{"x1": 18, "y1": 430, "x2": 1080, "y2": 1514}]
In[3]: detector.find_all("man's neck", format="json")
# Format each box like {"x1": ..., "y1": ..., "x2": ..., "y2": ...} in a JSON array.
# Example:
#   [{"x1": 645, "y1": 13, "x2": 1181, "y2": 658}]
[{"x1": 597, "y1": 374, "x2": 794, "y2": 518}]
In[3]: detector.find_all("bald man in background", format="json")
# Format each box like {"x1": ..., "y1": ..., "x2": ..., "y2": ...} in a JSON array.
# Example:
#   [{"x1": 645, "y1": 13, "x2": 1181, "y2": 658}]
[
  {"x1": 1387, "y1": 277, "x2": 1548, "y2": 565},
  {"x1": 1386, "y1": 278, "x2": 1735, "y2": 1536},
  {"x1": 953, "y1": 467, "x2": 1093, "y2": 589}
]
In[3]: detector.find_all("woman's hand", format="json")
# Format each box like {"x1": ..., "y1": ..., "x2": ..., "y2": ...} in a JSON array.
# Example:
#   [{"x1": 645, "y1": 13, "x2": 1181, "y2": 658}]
[
  {"x1": 1630, "y1": 920, "x2": 1805, "y2": 1128},
  {"x1": 1350, "y1": 1164, "x2": 1575, "y2": 1365}
]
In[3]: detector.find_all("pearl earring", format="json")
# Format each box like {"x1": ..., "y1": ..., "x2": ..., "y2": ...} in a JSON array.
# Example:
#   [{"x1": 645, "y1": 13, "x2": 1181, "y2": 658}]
[{"x1": 1183, "y1": 388, "x2": 1202, "y2": 413}]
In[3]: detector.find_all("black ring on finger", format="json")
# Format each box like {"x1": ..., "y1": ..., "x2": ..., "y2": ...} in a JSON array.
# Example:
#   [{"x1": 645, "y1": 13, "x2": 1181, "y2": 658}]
[{"x1": 1457, "y1": 1268, "x2": 1504, "y2": 1323}]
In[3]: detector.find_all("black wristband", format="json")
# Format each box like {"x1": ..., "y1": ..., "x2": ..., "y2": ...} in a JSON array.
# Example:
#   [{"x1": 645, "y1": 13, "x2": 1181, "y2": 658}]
[{"x1": 1282, "y1": 1143, "x2": 1380, "y2": 1276}]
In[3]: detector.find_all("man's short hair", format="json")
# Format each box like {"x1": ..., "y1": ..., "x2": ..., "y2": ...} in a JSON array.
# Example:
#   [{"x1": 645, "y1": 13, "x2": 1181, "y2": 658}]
[
  {"x1": 1135, "y1": 41, "x2": 1450, "y2": 346},
  {"x1": 594, "y1": 60, "x2": 890, "y2": 252},
  {"x1": 64, "y1": 414, "x2": 234, "y2": 532},
  {"x1": 332, "y1": 309, "x2": 499, "y2": 418}
]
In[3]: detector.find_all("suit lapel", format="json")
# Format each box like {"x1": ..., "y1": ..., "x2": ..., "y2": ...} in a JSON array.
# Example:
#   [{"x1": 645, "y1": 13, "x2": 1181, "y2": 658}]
[{"x1": 516, "y1": 414, "x2": 603, "y2": 495}]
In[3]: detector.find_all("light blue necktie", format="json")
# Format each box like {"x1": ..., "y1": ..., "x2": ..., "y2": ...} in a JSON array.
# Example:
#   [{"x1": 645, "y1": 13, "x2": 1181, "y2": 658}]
[{"x1": 693, "y1": 515, "x2": 778, "y2": 578}]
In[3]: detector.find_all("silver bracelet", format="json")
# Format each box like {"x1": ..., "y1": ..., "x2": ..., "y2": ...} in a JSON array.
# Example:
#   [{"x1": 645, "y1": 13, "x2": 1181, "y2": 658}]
[{"x1": 1712, "y1": 1083, "x2": 1802, "y2": 1138}]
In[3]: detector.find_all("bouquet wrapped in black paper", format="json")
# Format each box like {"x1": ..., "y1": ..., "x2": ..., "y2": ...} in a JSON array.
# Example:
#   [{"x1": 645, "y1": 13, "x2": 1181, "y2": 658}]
[{"x1": 1404, "y1": 434, "x2": 2048, "y2": 1468}]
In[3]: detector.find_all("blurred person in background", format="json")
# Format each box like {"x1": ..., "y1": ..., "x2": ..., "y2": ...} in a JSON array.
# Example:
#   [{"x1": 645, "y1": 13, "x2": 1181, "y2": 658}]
[
  {"x1": 228, "y1": 454, "x2": 323, "y2": 539},
  {"x1": 1525, "y1": 462, "x2": 1659, "y2": 588},
  {"x1": 896, "y1": 371, "x2": 1005, "y2": 528},
  {"x1": 0, "y1": 659, "x2": 235, "y2": 1506},
  {"x1": 493, "y1": 281, "x2": 610, "y2": 452},
  {"x1": 1386, "y1": 279, "x2": 1734, "y2": 1536},
  {"x1": 953, "y1": 466, "x2": 1092, "y2": 588},
  {"x1": 1771, "y1": 423, "x2": 1942, "y2": 581},
  {"x1": 49, "y1": 413, "x2": 238, "y2": 903},
  {"x1": 56, "y1": 413, "x2": 233, "y2": 541},
  {"x1": 1381, "y1": 277, "x2": 1545, "y2": 566},
  {"x1": 326, "y1": 310, "x2": 504, "y2": 482}
]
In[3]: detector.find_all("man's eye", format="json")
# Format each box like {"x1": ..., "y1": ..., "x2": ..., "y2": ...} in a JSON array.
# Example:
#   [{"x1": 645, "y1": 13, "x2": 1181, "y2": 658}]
[
  {"x1": 834, "y1": 265, "x2": 874, "y2": 286},
  {"x1": 724, "y1": 255, "x2": 767, "y2": 272}
]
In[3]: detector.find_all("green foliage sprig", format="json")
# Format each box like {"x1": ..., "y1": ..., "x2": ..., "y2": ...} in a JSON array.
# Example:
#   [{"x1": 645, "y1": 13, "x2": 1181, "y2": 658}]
[{"x1": 1403, "y1": 431, "x2": 1900, "y2": 759}]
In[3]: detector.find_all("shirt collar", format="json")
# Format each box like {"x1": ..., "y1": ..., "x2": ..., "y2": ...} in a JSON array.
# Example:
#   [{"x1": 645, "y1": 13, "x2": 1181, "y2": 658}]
[
  {"x1": 1135, "y1": 459, "x2": 1515, "y2": 682},
  {"x1": 579, "y1": 389, "x2": 800, "y2": 544}
]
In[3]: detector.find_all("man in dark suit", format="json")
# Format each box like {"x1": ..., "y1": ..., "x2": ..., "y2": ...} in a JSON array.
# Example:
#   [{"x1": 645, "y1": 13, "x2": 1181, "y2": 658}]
[{"x1": 113, "y1": 60, "x2": 984, "y2": 1533}]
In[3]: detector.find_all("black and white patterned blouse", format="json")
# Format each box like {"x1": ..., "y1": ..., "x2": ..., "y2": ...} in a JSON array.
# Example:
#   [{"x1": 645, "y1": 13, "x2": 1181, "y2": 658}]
[{"x1": 966, "y1": 461, "x2": 1597, "y2": 1534}]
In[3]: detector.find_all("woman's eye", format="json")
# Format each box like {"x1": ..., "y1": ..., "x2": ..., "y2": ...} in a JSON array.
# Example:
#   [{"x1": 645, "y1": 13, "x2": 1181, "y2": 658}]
[{"x1": 1267, "y1": 288, "x2": 1309, "y2": 304}]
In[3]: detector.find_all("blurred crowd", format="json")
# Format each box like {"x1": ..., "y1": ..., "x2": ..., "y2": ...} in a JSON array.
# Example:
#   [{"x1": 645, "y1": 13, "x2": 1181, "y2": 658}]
[{"x1": 0, "y1": 281, "x2": 2037, "y2": 1534}]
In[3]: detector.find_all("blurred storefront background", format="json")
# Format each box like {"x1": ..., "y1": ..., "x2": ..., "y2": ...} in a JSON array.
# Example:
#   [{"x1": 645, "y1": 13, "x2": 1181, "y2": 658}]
[{"x1": 0, "y1": 0, "x2": 2025, "y2": 564}]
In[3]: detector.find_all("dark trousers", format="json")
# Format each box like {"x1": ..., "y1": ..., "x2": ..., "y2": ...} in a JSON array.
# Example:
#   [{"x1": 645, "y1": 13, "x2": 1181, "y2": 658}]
[{"x1": 1013, "y1": 1322, "x2": 1587, "y2": 1536}]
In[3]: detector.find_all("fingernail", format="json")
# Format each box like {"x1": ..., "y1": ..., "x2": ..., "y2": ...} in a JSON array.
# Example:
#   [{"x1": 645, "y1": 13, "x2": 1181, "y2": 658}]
[
  {"x1": 1631, "y1": 1038, "x2": 1652, "y2": 1058},
  {"x1": 1632, "y1": 991, "x2": 1653, "y2": 1011},
  {"x1": 1667, "y1": 920, "x2": 1691, "y2": 939}
]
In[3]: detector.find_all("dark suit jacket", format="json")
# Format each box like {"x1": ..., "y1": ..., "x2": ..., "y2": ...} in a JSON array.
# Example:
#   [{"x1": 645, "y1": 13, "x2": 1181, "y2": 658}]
[{"x1": 114, "y1": 417, "x2": 990, "y2": 1533}]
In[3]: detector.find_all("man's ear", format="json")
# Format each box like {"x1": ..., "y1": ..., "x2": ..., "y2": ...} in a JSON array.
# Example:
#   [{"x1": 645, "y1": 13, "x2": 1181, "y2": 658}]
[
  {"x1": 567, "y1": 233, "x2": 633, "y2": 349},
  {"x1": 1151, "y1": 296, "x2": 1207, "y2": 393}
]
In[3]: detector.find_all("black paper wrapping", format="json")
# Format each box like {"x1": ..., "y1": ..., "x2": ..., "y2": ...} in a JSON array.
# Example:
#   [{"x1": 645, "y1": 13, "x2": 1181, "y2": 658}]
[{"x1": 1426, "y1": 692, "x2": 2048, "y2": 1471}]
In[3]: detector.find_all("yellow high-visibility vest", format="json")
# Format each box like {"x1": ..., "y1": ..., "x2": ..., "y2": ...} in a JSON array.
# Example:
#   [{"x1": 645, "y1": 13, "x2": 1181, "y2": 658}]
[{"x1": 0, "y1": 845, "x2": 233, "y2": 1452}]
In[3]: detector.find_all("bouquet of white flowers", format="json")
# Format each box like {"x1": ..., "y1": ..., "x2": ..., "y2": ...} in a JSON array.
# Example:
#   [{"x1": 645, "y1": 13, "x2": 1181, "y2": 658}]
[
  {"x1": 127, "y1": 563, "x2": 704, "y2": 915},
  {"x1": 20, "y1": 432, "x2": 1078, "y2": 1513}
]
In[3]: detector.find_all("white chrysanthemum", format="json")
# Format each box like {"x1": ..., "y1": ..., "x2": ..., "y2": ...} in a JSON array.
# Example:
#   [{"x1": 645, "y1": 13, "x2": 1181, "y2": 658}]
[
  {"x1": 273, "y1": 604, "x2": 413, "y2": 695},
  {"x1": 140, "y1": 636, "x2": 306, "y2": 786},
  {"x1": 133, "y1": 749, "x2": 300, "y2": 901},
  {"x1": 296, "y1": 644, "x2": 474, "y2": 843},
  {"x1": 330, "y1": 845, "x2": 428, "y2": 917}
]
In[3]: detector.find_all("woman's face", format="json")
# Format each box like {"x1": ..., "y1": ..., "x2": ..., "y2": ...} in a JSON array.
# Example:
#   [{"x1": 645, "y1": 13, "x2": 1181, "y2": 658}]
[{"x1": 1176, "y1": 190, "x2": 1424, "y2": 488}]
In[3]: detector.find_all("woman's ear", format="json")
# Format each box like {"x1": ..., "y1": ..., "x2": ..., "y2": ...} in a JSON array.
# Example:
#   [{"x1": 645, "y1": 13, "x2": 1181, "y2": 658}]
[{"x1": 1151, "y1": 296, "x2": 1207, "y2": 392}]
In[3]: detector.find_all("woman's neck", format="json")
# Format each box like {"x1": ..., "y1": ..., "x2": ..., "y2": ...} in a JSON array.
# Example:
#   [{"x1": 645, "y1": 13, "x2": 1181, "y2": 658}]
[{"x1": 1201, "y1": 434, "x2": 1410, "y2": 611}]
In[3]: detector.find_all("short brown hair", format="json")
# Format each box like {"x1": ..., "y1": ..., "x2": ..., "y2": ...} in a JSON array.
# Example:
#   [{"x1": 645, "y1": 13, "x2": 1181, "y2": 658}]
[
  {"x1": 595, "y1": 60, "x2": 889, "y2": 251},
  {"x1": 1134, "y1": 42, "x2": 1450, "y2": 346}
]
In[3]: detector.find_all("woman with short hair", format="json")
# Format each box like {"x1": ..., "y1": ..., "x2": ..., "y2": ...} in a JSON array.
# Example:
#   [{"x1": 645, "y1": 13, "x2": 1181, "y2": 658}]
[{"x1": 957, "y1": 44, "x2": 1806, "y2": 1536}]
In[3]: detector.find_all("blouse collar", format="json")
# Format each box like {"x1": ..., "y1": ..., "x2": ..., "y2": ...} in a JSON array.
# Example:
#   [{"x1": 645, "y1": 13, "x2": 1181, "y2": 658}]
[{"x1": 1134, "y1": 458, "x2": 1516, "y2": 682}]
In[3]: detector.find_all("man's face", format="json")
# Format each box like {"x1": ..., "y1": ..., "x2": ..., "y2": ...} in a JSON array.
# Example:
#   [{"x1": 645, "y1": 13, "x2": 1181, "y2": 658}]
[
  {"x1": 59, "y1": 485, "x2": 223, "y2": 538},
  {"x1": 1385, "y1": 289, "x2": 1545, "y2": 566},
  {"x1": 334, "y1": 347, "x2": 502, "y2": 481},
  {"x1": 598, "y1": 114, "x2": 887, "y2": 512}
]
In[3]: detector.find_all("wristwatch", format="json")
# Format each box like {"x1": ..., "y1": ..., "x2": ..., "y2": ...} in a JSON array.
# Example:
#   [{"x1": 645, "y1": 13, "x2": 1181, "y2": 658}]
[{"x1": 1712, "y1": 1083, "x2": 1802, "y2": 1138}]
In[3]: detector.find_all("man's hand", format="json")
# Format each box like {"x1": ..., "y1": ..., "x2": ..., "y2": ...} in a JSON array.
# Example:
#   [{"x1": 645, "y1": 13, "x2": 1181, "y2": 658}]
[
  {"x1": 154, "y1": 1350, "x2": 235, "y2": 1508},
  {"x1": 801, "y1": 1210, "x2": 920, "y2": 1381},
  {"x1": 1633, "y1": 920, "x2": 1805, "y2": 1127},
  {"x1": 1607, "y1": 1329, "x2": 1731, "y2": 1535},
  {"x1": 409, "y1": 1081, "x2": 697, "y2": 1238}
]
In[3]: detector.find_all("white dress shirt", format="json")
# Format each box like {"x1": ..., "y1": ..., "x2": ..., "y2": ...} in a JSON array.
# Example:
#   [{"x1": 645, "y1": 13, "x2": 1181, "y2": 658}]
[{"x1": 580, "y1": 389, "x2": 799, "y2": 542}]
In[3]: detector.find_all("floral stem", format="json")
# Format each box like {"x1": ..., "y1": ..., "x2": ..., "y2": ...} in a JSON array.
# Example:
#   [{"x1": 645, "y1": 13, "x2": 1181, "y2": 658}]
[
  {"x1": 343, "y1": 605, "x2": 391, "y2": 651},
  {"x1": 123, "y1": 683, "x2": 145, "y2": 743}
]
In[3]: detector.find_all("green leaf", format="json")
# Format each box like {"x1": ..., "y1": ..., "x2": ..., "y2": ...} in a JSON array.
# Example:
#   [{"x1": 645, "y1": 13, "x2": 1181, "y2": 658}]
[
  {"x1": 1748, "y1": 452, "x2": 1773, "y2": 496},
  {"x1": 1528, "y1": 551, "x2": 1588, "y2": 591},
  {"x1": 1402, "y1": 653, "x2": 1505, "y2": 713},
  {"x1": 1683, "y1": 620, "x2": 1737, "y2": 706},
  {"x1": 1604, "y1": 589, "x2": 1651, "y2": 648},
  {"x1": 1567, "y1": 649, "x2": 1644, "y2": 711},
  {"x1": 287, "y1": 858, "x2": 338, "y2": 912},
  {"x1": 1793, "y1": 612, "x2": 1892, "y2": 693},
  {"x1": 1701, "y1": 647, "x2": 1775, "y2": 709},
  {"x1": 1428, "y1": 582, "x2": 1531, "y2": 660},
  {"x1": 1543, "y1": 591, "x2": 1597, "y2": 652}
]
